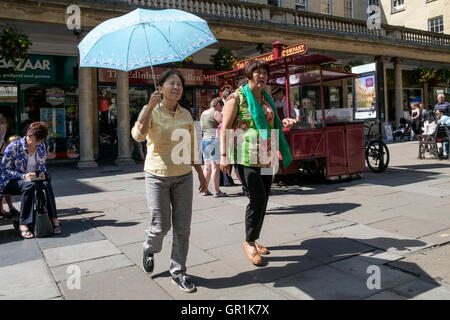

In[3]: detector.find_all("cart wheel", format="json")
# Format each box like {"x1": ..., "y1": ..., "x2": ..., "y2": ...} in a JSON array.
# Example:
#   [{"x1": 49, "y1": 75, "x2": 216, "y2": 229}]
[
  {"x1": 13, "y1": 221, "x2": 19, "y2": 230},
  {"x1": 366, "y1": 140, "x2": 390, "y2": 173}
]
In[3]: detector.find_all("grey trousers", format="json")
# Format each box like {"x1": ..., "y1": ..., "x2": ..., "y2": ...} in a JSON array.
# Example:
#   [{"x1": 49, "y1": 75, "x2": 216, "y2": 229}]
[{"x1": 143, "y1": 171, "x2": 193, "y2": 277}]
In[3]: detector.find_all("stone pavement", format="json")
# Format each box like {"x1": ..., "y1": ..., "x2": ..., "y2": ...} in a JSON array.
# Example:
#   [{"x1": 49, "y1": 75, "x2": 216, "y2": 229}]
[{"x1": 1, "y1": 141, "x2": 449, "y2": 300}]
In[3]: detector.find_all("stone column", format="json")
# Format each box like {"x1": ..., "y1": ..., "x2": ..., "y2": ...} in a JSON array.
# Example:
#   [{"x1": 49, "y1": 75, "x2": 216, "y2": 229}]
[
  {"x1": 77, "y1": 67, "x2": 98, "y2": 169},
  {"x1": 383, "y1": 60, "x2": 389, "y2": 123},
  {"x1": 115, "y1": 70, "x2": 134, "y2": 166},
  {"x1": 342, "y1": 79, "x2": 348, "y2": 108},
  {"x1": 423, "y1": 82, "x2": 429, "y2": 110},
  {"x1": 393, "y1": 58, "x2": 403, "y2": 127},
  {"x1": 91, "y1": 68, "x2": 99, "y2": 160},
  {"x1": 375, "y1": 56, "x2": 389, "y2": 124}
]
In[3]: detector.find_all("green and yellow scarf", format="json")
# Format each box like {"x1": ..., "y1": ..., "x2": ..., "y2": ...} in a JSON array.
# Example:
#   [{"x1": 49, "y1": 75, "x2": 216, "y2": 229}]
[{"x1": 242, "y1": 84, "x2": 292, "y2": 168}]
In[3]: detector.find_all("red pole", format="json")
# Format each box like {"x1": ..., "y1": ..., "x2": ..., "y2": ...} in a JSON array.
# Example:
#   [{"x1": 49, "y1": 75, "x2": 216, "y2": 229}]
[
  {"x1": 272, "y1": 41, "x2": 283, "y2": 59},
  {"x1": 320, "y1": 67, "x2": 326, "y2": 128},
  {"x1": 285, "y1": 62, "x2": 290, "y2": 120}
]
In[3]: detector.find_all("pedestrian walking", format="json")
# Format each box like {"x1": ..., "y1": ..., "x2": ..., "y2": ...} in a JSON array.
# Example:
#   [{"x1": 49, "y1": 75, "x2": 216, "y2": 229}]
[
  {"x1": 200, "y1": 97, "x2": 228, "y2": 197},
  {"x1": 131, "y1": 69, "x2": 208, "y2": 293},
  {"x1": 219, "y1": 60, "x2": 296, "y2": 266}
]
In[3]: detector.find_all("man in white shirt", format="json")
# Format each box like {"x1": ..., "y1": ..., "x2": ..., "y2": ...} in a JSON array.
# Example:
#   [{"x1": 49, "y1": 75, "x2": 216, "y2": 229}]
[{"x1": 272, "y1": 87, "x2": 297, "y2": 120}]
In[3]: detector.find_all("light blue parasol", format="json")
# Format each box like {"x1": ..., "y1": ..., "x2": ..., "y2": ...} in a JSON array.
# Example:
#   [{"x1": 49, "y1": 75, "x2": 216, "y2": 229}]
[{"x1": 78, "y1": 8, "x2": 217, "y2": 87}]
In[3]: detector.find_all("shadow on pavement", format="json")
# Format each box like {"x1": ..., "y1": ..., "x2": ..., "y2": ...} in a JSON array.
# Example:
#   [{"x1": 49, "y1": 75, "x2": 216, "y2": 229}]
[
  {"x1": 190, "y1": 237, "x2": 441, "y2": 300},
  {"x1": 266, "y1": 203, "x2": 361, "y2": 216}
]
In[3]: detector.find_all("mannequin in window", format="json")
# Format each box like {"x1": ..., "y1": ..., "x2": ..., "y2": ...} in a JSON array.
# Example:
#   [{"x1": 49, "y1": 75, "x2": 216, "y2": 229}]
[{"x1": 99, "y1": 90, "x2": 111, "y2": 130}]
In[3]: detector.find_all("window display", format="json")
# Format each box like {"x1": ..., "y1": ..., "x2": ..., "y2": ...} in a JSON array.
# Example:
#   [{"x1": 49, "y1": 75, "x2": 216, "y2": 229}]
[
  {"x1": 98, "y1": 86, "x2": 148, "y2": 160},
  {"x1": 21, "y1": 84, "x2": 79, "y2": 159}
]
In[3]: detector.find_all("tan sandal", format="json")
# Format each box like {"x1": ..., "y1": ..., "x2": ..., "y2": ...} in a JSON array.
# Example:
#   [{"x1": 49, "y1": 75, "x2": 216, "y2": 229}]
[
  {"x1": 243, "y1": 241, "x2": 262, "y2": 265},
  {"x1": 254, "y1": 241, "x2": 270, "y2": 255}
]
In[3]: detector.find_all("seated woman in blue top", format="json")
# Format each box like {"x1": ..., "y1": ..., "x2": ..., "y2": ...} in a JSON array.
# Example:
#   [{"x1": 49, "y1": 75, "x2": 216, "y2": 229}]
[{"x1": 1, "y1": 122, "x2": 61, "y2": 239}]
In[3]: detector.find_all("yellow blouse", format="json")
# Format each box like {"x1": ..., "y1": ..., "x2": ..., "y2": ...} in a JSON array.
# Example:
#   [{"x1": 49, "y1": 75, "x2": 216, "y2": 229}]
[{"x1": 131, "y1": 103, "x2": 196, "y2": 177}]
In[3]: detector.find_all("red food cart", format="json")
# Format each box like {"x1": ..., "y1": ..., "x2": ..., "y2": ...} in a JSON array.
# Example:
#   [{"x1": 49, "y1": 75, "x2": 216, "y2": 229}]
[{"x1": 213, "y1": 41, "x2": 365, "y2": 180}]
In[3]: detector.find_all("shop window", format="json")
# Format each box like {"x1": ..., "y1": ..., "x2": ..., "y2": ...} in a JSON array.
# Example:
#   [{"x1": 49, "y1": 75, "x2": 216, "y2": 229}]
[
  {"x1": 0, "y1": 85, "x2": 18, "y2": 141},
  {"x1": 21, "y1": 84, "x2": 79, "y2": 159},
  {"x1": 98, "y1": 86, "x2": 148, "y2": 160}
]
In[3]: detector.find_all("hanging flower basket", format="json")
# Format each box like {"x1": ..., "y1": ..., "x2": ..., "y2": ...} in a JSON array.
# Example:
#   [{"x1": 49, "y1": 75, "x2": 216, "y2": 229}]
[
  {"x1": 344, "y1": 60, "x2": 365, "y2": 73},
  {"x1": 0, "y1": 25, "x2": 32, "y2": 73},
  {"x1": 179, "y1": 55, "x2": 194, "y2": 68},
  {"x1": 210, "y1": 47, "x2": 237, "y2": 71},
  {"x1": 434, "y1": 68, "x2": 450, "y2": 84},
  {"x1": 413, "y1": 66, "x2": 435, "y2": 84}
]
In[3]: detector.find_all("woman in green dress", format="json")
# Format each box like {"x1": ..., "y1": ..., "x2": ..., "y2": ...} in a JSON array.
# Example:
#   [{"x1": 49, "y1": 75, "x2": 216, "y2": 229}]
[{"x1": 220, "y1": 60, "x2": 296, "y2": 266}]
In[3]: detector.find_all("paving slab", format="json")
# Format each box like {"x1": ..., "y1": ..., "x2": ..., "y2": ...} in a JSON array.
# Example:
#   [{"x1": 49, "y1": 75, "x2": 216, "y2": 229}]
[
  {"x1": 255, "y1": 217, "x2": 324, "y2": 245},
  {"x1": 328, "y1": 224, "x2": 434, "y2": 256},
  {"x1": 268, "y1": 265, "x2": 381, "y2": 300},
  {"x1": 358, "y1": 249, "x2": 404, "y2": 265},
  {"x1": 152, "y1": 260, "x2": 270, "y2": 300},
  {"x1": 417, "y1": 229, "x2": 450, "y2": 246},
  {"x1": 195, "y1": 205, "x2": 246, "y2": 225},
  {"x1": 50, "y1": 254, "x2": 134, "y2": 282},
  {"x1": 36, "y1": 219, "x2": 105, "y2": 250},
  {"x1": 330, "y1": 256, "x2": 415, "y2": 290},
  {"x1": 392, "y1": 177, "x2": 450, "y2": 197},
  {"x1": 0, "y1": 238, "x2": 43, "y2": 268},
  {"x1": 207, "y1": 241, "x2": 323, "y2": 283},
  {"x1": 391, "y1": 279, "x2": 450, "y2": 300},
  {"x1": 336, "y1": 207, "x2": 402, "y2": 225},
  {"x1": 267, "y1": 204, "x2": 361, "y2": 225},
  {"x1": 189, "y1": 219, "x2": 243, "y2": 251},
  {"x1": 95, "y1": 218, "x2": 148, "y2": 246},
  {"x1": 0, "y1": 259, "x2": 60, "y2": 300},
  {"x1": 119, "y1": 238, "x2": 219, "y2": 276},
  {"x1": 192, "y1": 195, "x2": 231, "y2": 211},
  {"x1": 43, "y1": 239, "x2": 121, "y2": 267},
  {"x1": 388, "y1": 245, "x2": 450, "y2": 285},
  {"x1": 364, "y1": 290, "x2": 407, "y2": 300},
  {"x1": 313, "y1": 220, "x2": 357, "y2": 232},
  {"x1": 89, "y1": 205, "x2": 147, "y2": 224},
  {"x1": 368, "y1": 216, "x2": 449, "y2": 239},
  {"x1": 58, "y1": 266, "x2": 172, "y2": 300},
  {"x1": 279, "y1": 235, "x2": 375, "y2": 264},
  {"x1": 226, "y1": 198, "x2": 286, "y2": 211}
]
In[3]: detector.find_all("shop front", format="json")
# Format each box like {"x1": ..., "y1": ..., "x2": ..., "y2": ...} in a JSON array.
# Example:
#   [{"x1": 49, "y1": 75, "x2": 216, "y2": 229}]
[
  {"x1": 0, "y1": 54, "x2": 78, "y2": 160},
  {"x1": 97, "y1": 66, "x2": 220, "y2": 160}
]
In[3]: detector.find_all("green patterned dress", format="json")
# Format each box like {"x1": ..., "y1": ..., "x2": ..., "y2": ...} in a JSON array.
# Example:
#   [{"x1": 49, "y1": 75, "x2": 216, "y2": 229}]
[{"x1": 228, "y1": 87, "x2": 276, "y2": 167}]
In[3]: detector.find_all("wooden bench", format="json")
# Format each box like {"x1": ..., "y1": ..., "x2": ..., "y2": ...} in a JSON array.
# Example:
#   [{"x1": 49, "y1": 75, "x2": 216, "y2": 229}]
[{"x1": 418, "y1": 124, "x2": 449, "y2": 160}]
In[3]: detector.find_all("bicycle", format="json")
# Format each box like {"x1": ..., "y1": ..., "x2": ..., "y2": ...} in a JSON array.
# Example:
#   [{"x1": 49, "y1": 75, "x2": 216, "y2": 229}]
[{"x1": 365, "y1": 121, "x2": 390, "y2": 173}]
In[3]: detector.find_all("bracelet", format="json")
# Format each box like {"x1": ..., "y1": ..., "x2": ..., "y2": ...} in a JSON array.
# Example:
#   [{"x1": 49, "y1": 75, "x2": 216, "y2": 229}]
[{"x1": 221, "y1": 153, "x2": 226, "y2": 156}]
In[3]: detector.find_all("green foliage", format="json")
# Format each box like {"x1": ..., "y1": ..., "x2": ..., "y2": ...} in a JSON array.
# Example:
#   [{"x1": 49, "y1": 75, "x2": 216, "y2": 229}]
[
  {"x1": 413, "y1": 67, "x2": 449, "y2": 84},
  {"x1": 0, "y1": 25, "x2": 32, "y2": 73},
  {"x1": 210, "y1": 47, "x2": 237, "y2": 71}
]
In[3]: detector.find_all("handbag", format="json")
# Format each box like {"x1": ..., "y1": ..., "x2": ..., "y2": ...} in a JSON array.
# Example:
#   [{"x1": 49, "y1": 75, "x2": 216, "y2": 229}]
[{"x1": 33, "y1": 189, "x2": 53, "y2": 238}]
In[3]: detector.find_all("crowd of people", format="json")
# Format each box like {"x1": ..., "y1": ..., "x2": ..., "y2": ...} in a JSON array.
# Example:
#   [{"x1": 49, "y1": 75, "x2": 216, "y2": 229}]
[
  {"x1": 0, "y1": 63, "x2": 448, "y2": 293},
  {"x1": 393, "y1": 93, "x2": 450, "y2": 157}
]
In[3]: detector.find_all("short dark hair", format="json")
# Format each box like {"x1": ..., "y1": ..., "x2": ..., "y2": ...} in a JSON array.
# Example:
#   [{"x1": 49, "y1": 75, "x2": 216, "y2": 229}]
[
  {"x1": 221, "y1": 88, "x2": 233, "y2": 100},
  {"x1": 27, "y1": 122, "x2": 48, "y2": 141},
  {"x1": 210, "y1": 97, "x2": 224, "y2": 109},
  {"x1": 244, "y1": 60, "x2": 270, "y2": 79},
  {"x1": 159, "y1": 69, "x2": 185, "y2": 88}
]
